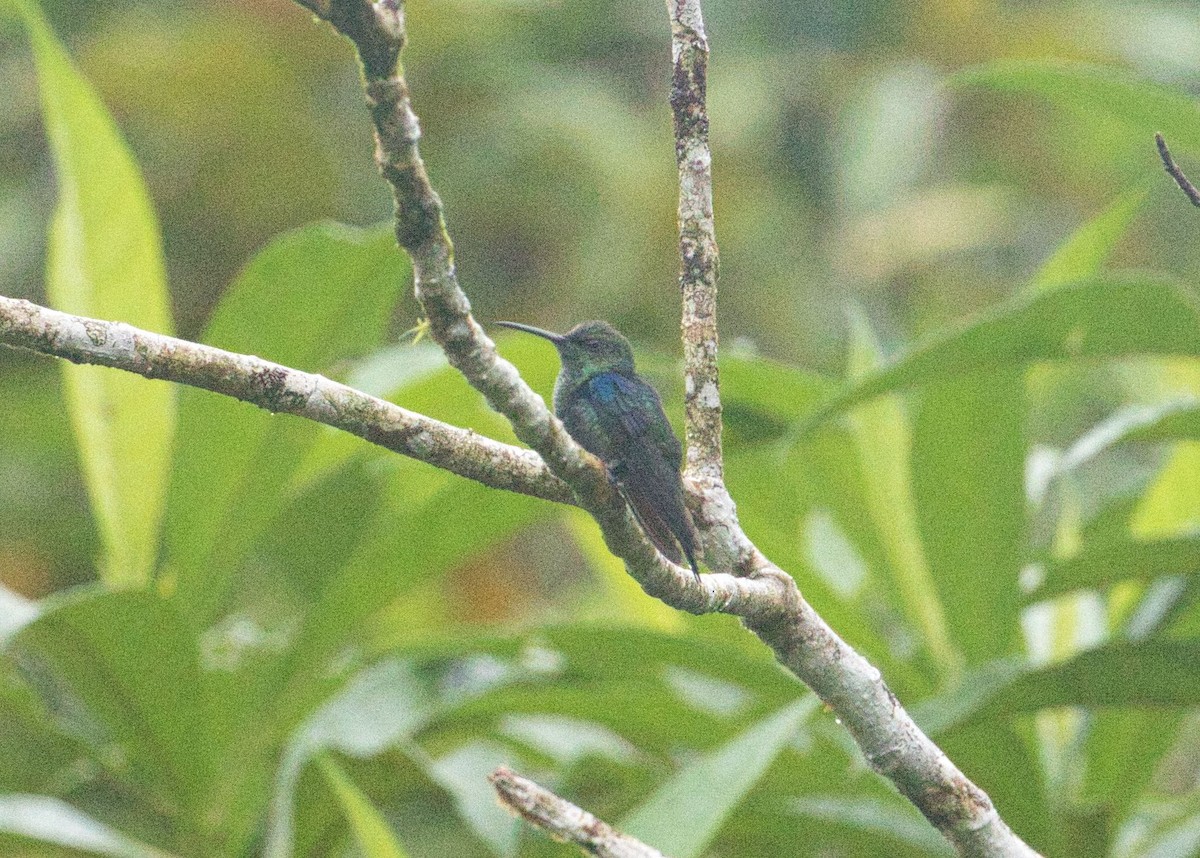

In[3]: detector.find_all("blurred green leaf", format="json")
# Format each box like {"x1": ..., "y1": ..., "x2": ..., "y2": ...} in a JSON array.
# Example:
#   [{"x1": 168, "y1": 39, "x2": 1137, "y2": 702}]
[
  {"x1": 317, "y1": 756, "x2": 411, "y2": 858},
  {"x1": 12, "y1": 590, "x2": 210, "y2": 813},
  {"x1": 1032, "y1": 537, "x2": 1200, "y2": 601},
  {"x1": 929, "y1": 641, "x2": 1200, "y2": 735},
  {"x1": 9, "y1": 587, "x2": 339, "y2": 855},
  {"x1": 304, "y1": 469, "x2": 555, "y2": 660},
  {"x1": 620, "y1": 697, "x2": 813, "y2": 858},
  {"x1": 266, "y1": 659, "x2": 436, "y2": 858},
  {"x1": 1059, "y1": 400, "x2": 1200, "y2": 479},
  {"x1": 719, "y1": 352, "x2": 834, "y2": 444},
  {"x1": 162, "y1": 222, "x2": 407, "y2": 619},
  {"x1": 1034, "y1": 639, "x2": 1200, "y2": 705},
  {"x1": 0, "y1": 795, "x2": 176, "y2": 858},
  {"x1": 912, "y1": 371, "x2": 1025, "y2": 665},
  {"x1": 843, "y1": 315, "x2": 958, "y2": 676},
  {"x1": 15, "y1": 0, "x2": 176, "y2": 588},
  {"x1": 953, "y1": 61, "x2": 1200, "y2": 156},
  {"x1": 801, "y1": 276, "x2": 1200, "y2": 432},
  {"x1": 409, "y1": 625, "x2": 802, "y2": 759},
  {"x1": 1031, "y1": 190, "x2": 1145, "y2": 292},
  {"x1": 790, "y1": 795, "x2": 951, "y2": 855}
]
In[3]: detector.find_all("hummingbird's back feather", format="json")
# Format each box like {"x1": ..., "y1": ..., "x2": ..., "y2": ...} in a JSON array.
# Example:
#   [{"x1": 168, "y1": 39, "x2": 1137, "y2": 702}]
[
  {"x1": 559, "y1": 371, "x2": 699, "y2": 576},
  {"x1": 496, "y1": 319, "x2": 701, "y2": 578}
]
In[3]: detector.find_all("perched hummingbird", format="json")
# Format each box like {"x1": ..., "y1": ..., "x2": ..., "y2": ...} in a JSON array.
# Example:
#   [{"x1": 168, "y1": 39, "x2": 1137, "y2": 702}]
[{"x1": 495, "y1": 320, "x2": 701, "y2": 579}]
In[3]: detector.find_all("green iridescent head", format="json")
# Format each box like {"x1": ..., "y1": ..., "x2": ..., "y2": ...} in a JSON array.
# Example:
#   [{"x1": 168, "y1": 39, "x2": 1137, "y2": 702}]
[{"x1": 495, "y1": 319, "x2": 635, "y2": 373}]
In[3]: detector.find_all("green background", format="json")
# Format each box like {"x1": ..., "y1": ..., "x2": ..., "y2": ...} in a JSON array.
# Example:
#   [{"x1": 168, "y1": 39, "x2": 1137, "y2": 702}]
[{"x1": 1, "y1": 0, "x2": 1200, "y2": 855}]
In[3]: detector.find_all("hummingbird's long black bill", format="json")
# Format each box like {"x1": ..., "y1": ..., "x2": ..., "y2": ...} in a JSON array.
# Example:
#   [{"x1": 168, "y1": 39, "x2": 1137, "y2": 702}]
[{"x1": 494, "y1": 321, "x2": 565, "y2": 343}]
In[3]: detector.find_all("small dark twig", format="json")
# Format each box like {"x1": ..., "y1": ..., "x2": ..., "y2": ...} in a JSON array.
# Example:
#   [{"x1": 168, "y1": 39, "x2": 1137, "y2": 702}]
[
  {"x1": 1156, "y1": 133, "x2": 1200, "y2": 207},
  {"x1": 489, "y1": 767, "x2": 669, "y2": 858}
]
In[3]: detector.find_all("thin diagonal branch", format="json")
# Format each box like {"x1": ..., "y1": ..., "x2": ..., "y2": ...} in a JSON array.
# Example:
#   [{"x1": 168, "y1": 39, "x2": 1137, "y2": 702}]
[
  {"x1": 667, "y1": 0, "x2": 722, "y2": 481},
  {"x1": 1156, "y1": 133, "x2": 1200, "y2": 207},
  {"x1": 0, "y1": 295, "x2": 792, "y2": 616},
  {"x1": 1, "y1": 267, "x2": 1040, "y2": 855},
  {"x1": 658, "y1": 3, "x2": 1035, "y2": 851},
  {"x1": 0, "y1": 295, "x2": 574, "y2": 505},
  {"x1": 489, "y1": 767, "x2": 669, "y2": 858},
  {"x1": 305, "y1": 0, "x2": 724, "y2": 610},
  {"x1": 296, "y1": 3, "x2": 1041, "y2": 855}
]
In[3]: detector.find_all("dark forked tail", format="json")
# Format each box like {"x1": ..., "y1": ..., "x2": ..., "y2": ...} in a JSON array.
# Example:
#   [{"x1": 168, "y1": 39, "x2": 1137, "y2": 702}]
[{"x1": 619, "y1": 470, "x2": 701, "y2": 582}]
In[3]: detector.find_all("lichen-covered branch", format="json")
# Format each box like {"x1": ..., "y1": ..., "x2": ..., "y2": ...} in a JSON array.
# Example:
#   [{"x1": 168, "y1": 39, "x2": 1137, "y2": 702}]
[
  {"x1": 489, "y1": 767, "x2": 669, "y2": 858},
  {"x1": 302, "y1": 0, "x2": 728, "y2": 609},
  {"x1": 0, "y1": 295, "x2": 572, "y2": 505},
  {"x1": 0, "y1": 296, "x2": 792, "y2": 614},
  {"x1": 667, "y1": 0, "x2": 722, "y2": 480},
  {"x1": 1156, "y1": 133, "x2": 1200, "y2": 207},
  {"x1": 298, "y1": 3, "x2": 1039, "y2": 855}
]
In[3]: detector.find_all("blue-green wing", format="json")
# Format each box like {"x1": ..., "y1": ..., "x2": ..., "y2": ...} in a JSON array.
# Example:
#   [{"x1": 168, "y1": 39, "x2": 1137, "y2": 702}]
[
  {"x1": 561, "y1": 371, "x2": 696, "y2": 572},
  {"x1": 560, "y1": 371, "x2": 681, "y2": 468}
]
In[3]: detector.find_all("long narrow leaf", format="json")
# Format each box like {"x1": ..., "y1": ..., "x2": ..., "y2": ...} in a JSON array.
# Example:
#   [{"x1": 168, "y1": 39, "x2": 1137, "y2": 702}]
[
  {"x1": 620, "y1": 698, "x2": 814, "y2": 858},
  {"x1": 0, "y1": 795, "x2": 175, "y2": 858},
  {"x1": 800, "y1": 276, "x2": 1200, "y2": 433},
  {"x1": 14, "y1": 0, "x2": 175, "y2": 587},
  {"x1": 843, "y1": 315, "x2": 959, "y2": 675},
  {"x1": 925, "y1": 641, "x2": 1200, "y2": 736},
  {"x1": 318, "y1": 757, "x2": 410, "y2": 858},
  {"x1": 1032, "y1": 538, "x2": 1200, "y2": 601}
]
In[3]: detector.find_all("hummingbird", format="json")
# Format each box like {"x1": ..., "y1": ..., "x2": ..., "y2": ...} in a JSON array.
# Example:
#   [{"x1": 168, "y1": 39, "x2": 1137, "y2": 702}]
[{"x1": 495, "y1": 320, "x2": 701, "y2": 580}]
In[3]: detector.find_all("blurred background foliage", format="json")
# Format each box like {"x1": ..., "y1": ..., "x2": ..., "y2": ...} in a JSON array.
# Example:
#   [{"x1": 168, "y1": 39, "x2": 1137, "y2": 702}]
[{"x1": 2, "y1": 0, "x2": 1200, "y2": 855}]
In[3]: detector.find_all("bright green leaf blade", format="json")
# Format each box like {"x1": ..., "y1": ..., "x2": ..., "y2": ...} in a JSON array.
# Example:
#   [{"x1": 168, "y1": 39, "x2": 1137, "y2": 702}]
[
  {"x1": 1031, "y1": 190, "x2": 1146, "y2": 292},
  {"x1": 0, "y1": 795, "x2": 176, "y2": 858},
  {"x1": 162, "y1": 222, "x2": 407, "y2": 618},
  {"x1": 953, "y1": 61, "x2": 1200, "y2": 156},
  {"x1": 620, "y1": 698, "x2": 813, "y2": 858},
  {"x1": 1032, "y1": 537, "x2": 1200, "y2": 601},
  {"x1": 844, "y1": 315, "x2": 959, "y2": 676},
  {"x1": 15, "y1": 0, "x2": 175, "y2": 588},
  {"x1": 317, "y1": 757, "x2": 410, "y2": 858},
  {"x1": 10, "y1": 589, "x2": 213, "y2": 822},
  {"x1": 912, "y1": 371, "x2": 1025, "y2": 665},
  {"x1": 800, "y1": 276, "x2": 1200, "y2": 433},
  {"x1": 1128, "y1": 363, "x2": 1200, "y2": 542}
]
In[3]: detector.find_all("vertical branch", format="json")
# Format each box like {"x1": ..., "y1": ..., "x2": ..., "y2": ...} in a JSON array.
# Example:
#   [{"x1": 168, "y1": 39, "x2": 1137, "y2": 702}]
[
  {"x1": 667, "y1": 0, "x2": 723, "y2": 481},
  {"x1": 294, "y1": 3, "x2": 1044, "y2": 852}
]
